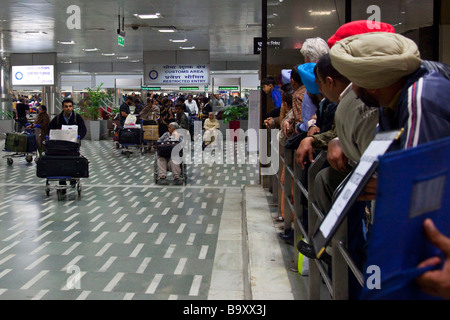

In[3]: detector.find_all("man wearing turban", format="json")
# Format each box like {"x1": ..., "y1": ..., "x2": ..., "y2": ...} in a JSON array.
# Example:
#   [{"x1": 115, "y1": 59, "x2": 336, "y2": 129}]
[{"x1": 329, "y1": 32, "x2": 450, "y2": 151}]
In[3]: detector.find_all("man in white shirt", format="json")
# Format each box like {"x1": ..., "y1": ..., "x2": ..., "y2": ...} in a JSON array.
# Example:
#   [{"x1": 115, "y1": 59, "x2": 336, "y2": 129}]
[{"x1": 184, "y1": 94, "x2": 198, "y2": 116}]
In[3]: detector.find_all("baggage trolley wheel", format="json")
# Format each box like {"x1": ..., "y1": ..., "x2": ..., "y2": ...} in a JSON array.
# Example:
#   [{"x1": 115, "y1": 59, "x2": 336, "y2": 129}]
[
  {"x1": 6, "y1": 158, "x2": 13, "y2": 166},
  {"x1": 45, "y1": 185, "x2": 50, "y2": 196},
  {"x1": 25, "y1": 155, "x2": 33, "y2": 163},
  {"x1": 77, "y1": 183, "x2": 82, "y2": 196},
  {"x1": 126, "y1": 151, "x2": 131, "y2": 158},
  {"x1": 116, "y1": 142, "x2": 120, "y2": 149},
  {"x1": 57, "y1": 189, "x2": 62, "y2": 201}
]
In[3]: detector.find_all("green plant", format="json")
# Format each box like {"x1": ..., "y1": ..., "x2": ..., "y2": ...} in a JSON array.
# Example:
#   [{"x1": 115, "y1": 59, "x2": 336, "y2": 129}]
[
  {"x1": 81, "y1": 83, "x2": 113, "y2": 120},
  {"x1": 223, "y1": 105, "x2": 249, "y2": 123}
]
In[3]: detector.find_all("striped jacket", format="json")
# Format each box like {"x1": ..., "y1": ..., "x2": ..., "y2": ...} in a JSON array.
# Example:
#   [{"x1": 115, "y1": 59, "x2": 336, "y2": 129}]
[{"x1": 379, "y1": 60, "x2": 450, "y2": 150}]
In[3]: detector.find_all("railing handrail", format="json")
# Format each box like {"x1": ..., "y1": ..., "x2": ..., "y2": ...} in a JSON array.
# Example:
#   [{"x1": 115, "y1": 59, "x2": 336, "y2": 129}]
[{"x1": 272, "y1": 140, "x2": 363, "y2": 300}]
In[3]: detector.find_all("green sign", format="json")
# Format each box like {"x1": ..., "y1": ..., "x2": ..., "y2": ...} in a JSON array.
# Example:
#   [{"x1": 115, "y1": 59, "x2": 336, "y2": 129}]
[
  {"x1": 141, "y1": 86, "x2": 161, "y2": 91},
  {"x1": 179, "y1": 86, "x2": 199, "y2": 90},
  {"x1": 218, "y1": 86, "x2": 239, "y2": 90},
  {"x1": 118, "y1": 35, "x2": 125, "y2": 47}
]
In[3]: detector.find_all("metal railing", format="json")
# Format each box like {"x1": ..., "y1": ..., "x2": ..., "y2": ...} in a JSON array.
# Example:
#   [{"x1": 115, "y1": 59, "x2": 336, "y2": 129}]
[{"x1": 271, "y1": 141, "x2": 364, "y2": 300}]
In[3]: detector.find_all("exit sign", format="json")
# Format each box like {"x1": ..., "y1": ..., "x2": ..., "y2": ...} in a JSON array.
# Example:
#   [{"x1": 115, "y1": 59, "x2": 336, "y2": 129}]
[
  {"x1": 141, "y1": 86, "x2": 161, "y2": 91},
  {"x1": 118, "y1": 35, "x2": 125, "y2": 47},
  {"x1": 218, "y1": 86, "x2": 239, "y2": 90},
  {"x1": 179, "y1": 86, "x2": 199, "y2": 90}
]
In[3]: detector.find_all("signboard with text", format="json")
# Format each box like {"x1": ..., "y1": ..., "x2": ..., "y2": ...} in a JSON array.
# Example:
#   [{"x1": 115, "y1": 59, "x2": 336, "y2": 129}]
[
  {"x1": 12, "y1": 65, "x2": 55, "y2": 86},
  {"x1": 144, "y1": 64, "x2": 210, "y2": 85}
]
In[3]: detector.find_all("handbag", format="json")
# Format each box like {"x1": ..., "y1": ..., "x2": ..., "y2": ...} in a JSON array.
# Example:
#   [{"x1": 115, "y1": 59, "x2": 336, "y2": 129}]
[
  {"x1": 156, "y1": 140, "x2": 180, "y2": 158},
  {"x1": 285, "y1": 131, "x2": 307, "y2": 149}
]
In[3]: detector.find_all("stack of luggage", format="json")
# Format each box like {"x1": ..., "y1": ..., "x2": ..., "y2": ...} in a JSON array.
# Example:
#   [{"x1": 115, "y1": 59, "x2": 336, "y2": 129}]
[
  {"x1": 36, "y1": 138, "x2": 89, "y2": 178},
  {"x1": 4, "y1": 131, "x2": 37, "y2": 154}
]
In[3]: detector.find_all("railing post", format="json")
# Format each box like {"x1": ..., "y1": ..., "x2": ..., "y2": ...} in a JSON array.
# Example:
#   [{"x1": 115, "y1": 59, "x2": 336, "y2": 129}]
[
  {"x1": 293, "y1": 153, "x2": 303, "y2": 270},
  {"x1": 277, "y1": 141, "x2": 284, "y2": 220},
  {"x1": 332, "y1": 218, "x2": 349, "y2": 299},
  {"x1": 307, "y1": 154, "x2": 324, "y2": 300},
  {"x1": 283, "y1": 147, "x2": 293, "y2": 235}
]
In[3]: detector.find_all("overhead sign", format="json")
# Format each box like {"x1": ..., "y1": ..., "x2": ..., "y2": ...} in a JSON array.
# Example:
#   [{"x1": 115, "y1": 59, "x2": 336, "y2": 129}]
[
  {"x1": 141, "y1": 86, "x2": 161, "y2": 91},
  {"x1": 118, "y1": 35, "x2": 125, "y2": 47},
  {"x1": 179, "y1": 86, "x2": 199, "y2": 91},
  {"x1": 218, "y1": 86, "x2": 239, "y2": 90},
  {"x1": 253, "y1": 37, "x2": 282, "y2": 54},
  {"x1": 144, "y1": 64, "x2": 210, "y2": 85},
  {"x1": 12, "y1": 65, "x2": 54, "y2": 85}
]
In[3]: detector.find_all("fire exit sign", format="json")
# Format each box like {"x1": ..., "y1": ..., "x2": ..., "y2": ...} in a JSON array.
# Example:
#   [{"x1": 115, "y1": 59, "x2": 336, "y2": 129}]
[{"x1": 118, "y1": 35, "x2": 125, "y2": 47}]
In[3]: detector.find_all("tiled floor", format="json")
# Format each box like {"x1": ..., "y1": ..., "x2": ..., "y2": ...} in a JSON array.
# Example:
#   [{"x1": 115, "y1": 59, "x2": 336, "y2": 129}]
[{"x1": 0, "y1": 139, "x2": 262, "y2": 300}]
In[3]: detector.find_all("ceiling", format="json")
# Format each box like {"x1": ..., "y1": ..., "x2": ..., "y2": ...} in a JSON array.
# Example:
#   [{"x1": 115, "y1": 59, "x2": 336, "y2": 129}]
[{"x1": 0, "y1": 0, "x2": 434, "y2": 68}]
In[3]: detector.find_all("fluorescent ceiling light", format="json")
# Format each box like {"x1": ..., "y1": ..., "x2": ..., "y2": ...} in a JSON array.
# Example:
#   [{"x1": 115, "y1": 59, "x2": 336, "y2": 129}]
[
  {"x1": 158, "y1": 29, "x2": 175, "y2": 33},
  {"x1": 308, "y1": 10, "x2": 336, "y2": 16},
  {"x1": 134, "y1": 13, "x2": 162, "y2": 19},
  {"x1": 130, "y1": 59, "x2": 140, "y2": 63},
  {"x1": 60, "y1": 60, "x2": 73, "y2": 64},
  {"x1": 116, "y1": 56, "x2": 129, "y2": 59},
  {"x1": 57, "y1": 40, "x2": 75, "y2": 45},
  {"x1": 296, "y1": 26, "x2": 315, "y2": 30},
  {"x1": 83, "y1": 48, "x2": 99, "y2": 52},
  {"x1": 180, "y1": 46, "x2": 195, "y2": 50},
  {"x1": 170, "y1": 39, "x2": 187, "y2": 43},
  {"x1": 25, "y1": 31, "x2": 47, "y2": 34},
  {"x1": 101, "y1": 53, "x2": 115, "y2": 56}
]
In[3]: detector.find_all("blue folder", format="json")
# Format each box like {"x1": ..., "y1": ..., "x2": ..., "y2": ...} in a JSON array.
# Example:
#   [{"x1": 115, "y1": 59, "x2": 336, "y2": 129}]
[{"x1": 360, "y1": 136, "x2": 450, "y2": 300}]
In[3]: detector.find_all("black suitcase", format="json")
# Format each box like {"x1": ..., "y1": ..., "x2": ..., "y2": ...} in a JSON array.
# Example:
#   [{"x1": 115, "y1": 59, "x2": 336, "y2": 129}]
[
  {"x1": 44, "y1": 140, "x2": 80, "y2": 156},
  {"x1": 119, "y1": 128, "x2": 143, "y2": 145},
  {"x1": 36, "y1": 155, "x2": 89, "y2": 178}
]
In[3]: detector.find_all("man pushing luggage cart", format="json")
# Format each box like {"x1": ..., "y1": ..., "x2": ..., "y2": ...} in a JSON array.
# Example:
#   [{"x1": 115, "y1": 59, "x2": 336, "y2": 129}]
[{"x1": 36, "y1": 98, "x2": 89, "y2": 200}]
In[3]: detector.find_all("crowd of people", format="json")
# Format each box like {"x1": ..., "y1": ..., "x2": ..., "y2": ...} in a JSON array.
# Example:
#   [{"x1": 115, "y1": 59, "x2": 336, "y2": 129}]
[
  {"x1": 264, "y1": 20, "x2": 450, "y2": 300},
  {"x1": 117, "y1": 92, "x2": 225, "y2": 181}
]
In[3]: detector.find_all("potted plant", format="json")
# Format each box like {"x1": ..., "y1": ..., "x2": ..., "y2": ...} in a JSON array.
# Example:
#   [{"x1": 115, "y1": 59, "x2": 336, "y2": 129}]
[
  {"x1": 223, "y1": 104, "x2": 249, "y2": 142},
  {"x1": 79, "y1": 83, "x2": 113, "y2": 141}
]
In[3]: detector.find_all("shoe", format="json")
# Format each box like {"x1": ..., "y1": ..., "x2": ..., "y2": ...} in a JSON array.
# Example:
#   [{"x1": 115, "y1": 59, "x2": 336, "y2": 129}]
[
  {"x1": 297, "y1": 240, "x2": 332, "y2": 265},
  {"x1": 273, "y1": 216, "x2": 284, "y2": 222},
  {"x1": 159, "y1": 175, "x2": 166, "y2": 180},
  {"x1": 173, "y1": 175, "x2": 179, "y2": 181},
  {"x1": 279, "y1": 230, "x2": 294, "y2": 245}
]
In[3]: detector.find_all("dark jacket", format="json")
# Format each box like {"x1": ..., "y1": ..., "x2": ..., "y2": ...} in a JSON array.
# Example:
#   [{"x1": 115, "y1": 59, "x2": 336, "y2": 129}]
[
  {"x1": 48, "y1": 112, "x2": 87, "y2": 140},
  {"x1": 379, "y1": 61, "x2": 450, "y2": 151},
  {"x1": 176, "y1": 112, "x2": 189, "y2": 131}
]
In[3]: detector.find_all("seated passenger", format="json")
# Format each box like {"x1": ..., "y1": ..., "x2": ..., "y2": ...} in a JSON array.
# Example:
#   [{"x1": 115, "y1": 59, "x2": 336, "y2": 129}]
[
  {"x1": 203, "y1": 112, "x2": 220, "y2": 147},
  {"x1": 157, "y1": 122, "x2": 183, "y2": 181}
]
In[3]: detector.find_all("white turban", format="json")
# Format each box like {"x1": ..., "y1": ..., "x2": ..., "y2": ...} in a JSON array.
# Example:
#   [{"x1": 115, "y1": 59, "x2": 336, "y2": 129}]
[{"x1": 329, "y1": 32, "x2": 421, "y2": 89}]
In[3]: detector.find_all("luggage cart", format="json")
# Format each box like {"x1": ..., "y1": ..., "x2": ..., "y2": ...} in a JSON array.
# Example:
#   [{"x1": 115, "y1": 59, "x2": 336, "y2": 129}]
[
  {"x1": 117, "y1": 126, "x2": 144, "y2": 157},
  {"x1": 45, "y1": 177, "x2": 82, "y2": 201},
  {"x1": 36, "y1": 137, "x2": 88, "y2": 201},
  {"x1": 3, "y1": 129, "x2": 37, "y2": 165}
]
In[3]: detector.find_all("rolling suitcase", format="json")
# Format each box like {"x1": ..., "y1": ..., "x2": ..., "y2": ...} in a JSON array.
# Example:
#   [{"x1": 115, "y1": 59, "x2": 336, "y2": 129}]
[
  {"x1": 4, "y1": 132, "x2": 28, "y2": 153},
  {"x1": 44, "y1": 140, "x2": 80, "y2": 156},
  {"x1": 36, "y1": 155, "x2": 89, "y2": 178}
]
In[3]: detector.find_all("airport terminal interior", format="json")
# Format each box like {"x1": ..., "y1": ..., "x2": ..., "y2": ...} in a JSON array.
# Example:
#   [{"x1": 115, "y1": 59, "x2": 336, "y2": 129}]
[{"x1": 0, "y1": 0, "x2": 448, "y2": 302}]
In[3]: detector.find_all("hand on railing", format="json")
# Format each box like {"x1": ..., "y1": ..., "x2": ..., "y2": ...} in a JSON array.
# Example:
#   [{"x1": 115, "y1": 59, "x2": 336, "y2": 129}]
[
  {"x1": 326, "y1": 138, "x2": 350, "y2": 173},
  {"x1": 295, "y1": 136, "x2": 316, "y2": 170}
]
